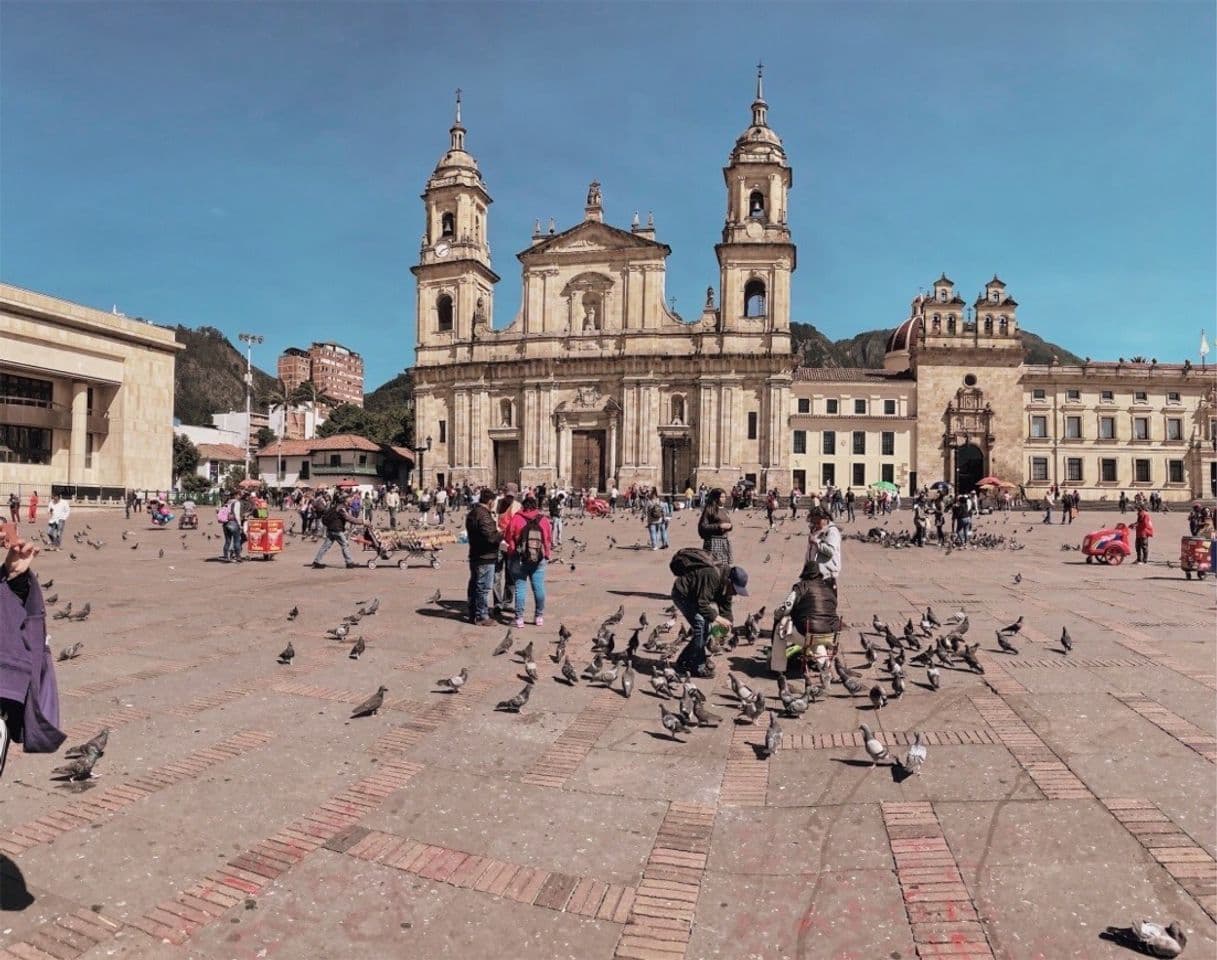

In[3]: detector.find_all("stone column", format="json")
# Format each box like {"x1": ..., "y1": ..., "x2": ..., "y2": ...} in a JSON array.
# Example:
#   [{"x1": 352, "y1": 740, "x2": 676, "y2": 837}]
[
  {"x1": 608, "y1": 417, "x2": 618, "y2": 485},
  {"x1": 69, "y1": 381, "x2": 88, "y2": 483},
  {"x1": 554, "y1": 421, "x2": 563, "y2": 483}
]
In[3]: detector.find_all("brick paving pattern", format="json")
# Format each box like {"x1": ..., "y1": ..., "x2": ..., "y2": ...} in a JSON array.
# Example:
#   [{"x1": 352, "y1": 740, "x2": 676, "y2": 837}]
[{"x1": 1113, "y1": 694, "x2": 1217, "y2": 763}]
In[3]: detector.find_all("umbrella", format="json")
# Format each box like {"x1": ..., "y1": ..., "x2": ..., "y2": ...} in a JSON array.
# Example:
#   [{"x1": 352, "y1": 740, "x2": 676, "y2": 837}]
[
  {"x1": 335, "y1": 479, "x2": 360, "y2": 489},
  {"x1": 238, "y1": 478, "x2": 263, "y2": 490},
  {"x1": 930, "y1": 481, "x2": 951, "y2": 492},
  {"x1": 870, "y1": 481, "x2": 899, "y2": 493}
]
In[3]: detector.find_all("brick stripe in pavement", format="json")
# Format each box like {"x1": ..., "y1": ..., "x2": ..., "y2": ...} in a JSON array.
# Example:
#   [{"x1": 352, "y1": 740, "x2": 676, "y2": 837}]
[
  {"x1": 718, "y1": 722, "x2": 769, "y2": 806},
  {"x1": 58, "y1": 647, "x2": 243, "y2": 699},
  {"x1": 1072, "y1": 611, "x2": 1217, "y2": 690},
  {"x1": 0, "y1": 908, "x2": 123, "y2": 960},
  {"x1": 521, "y1": 687, "x2": 623, "y2": 787},
  {"x1": 778, "y1": 728, "x2": 998, "y2": 751},
  {"x1": 1112, "y1": 694, "x2": 1217, "y2": 764},
  {"x1": 0, "y1": 729, "x2": 275, "y2": 858},
  {"x1": 969, "y1": 696, "x2": 1089, "y2": 799},
  {"x1": 1098, "y1": 797, "x2": 1217, "y2": 920},
  {"x1": 881, "y1": 802, "x2": 997, "y2": 959},
  {"x1": 613, "y1": 801, "x2": 717, "y2": 960},
  {"x1": 334, "y1": 825, "x2": 637, "y2": 923},
  {"x1": 1002, "y1": 656, "x2": 1149, "y2": 670}
]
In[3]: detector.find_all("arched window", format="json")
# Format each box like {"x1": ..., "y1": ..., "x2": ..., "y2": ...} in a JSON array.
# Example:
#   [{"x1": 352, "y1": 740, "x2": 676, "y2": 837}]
[
  {"x1": 931, "y1": 316, "x2": 941, "y2": 333},
  {"x1": 939, "y1": 289, "x2": 948, "y2": 303},
  {"x1": 440, "y1": 212, "x2": 455, "y2": 238},
  {"x1": 670, "y1": 395, "x2": 685, "y2": 425},
  {"x1": 983, "y1": 315, "x2": 993, "y2": 334},
  {"x1": 748, "y1": 190, "x2": 765, "y2": 219},
  {"x1": 946, "y1": 314, "x2": 956, "y2": 335},
  {"x1": 999, "y1": 316, "x2": 1009, "y2": 335},
  {"x1": 499, "y1": 399, "x2": 513, "y2": 426},
  {"x1": 436, "y1": 294, "x2": 454, "y2": 332},
  {"x1": 744, "y1": 279, "x2": 767, "y2": 318}
]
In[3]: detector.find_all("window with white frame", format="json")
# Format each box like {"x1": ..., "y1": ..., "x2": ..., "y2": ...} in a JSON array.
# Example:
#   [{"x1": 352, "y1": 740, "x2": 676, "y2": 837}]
[
  {"x1": 1168, "y1": 460, "x2": 1184, "y2": 484},
  {"x1": 852, "y1": 463, "x2": 865, "y2": 486},
  {"x1": 883, "y1": 399, "x2": 896, "y2": 415},
  {"x1": 822, "y1": 431, "x2": 835, "y2": 455},
  {"x1": 1030, "y1": 415, "x2": 1048, "y2": 439},
  {"x1": 1099, "y1": 416, "x2": 1115, "y2": 440},
  {"x1": 853, "y1": 398, "x2": 867, "y2": 415},
  {"x1": 1134, "y1": 390, "x2": 1147, "y2": 404},
  {"x1": 881, "y1": 431, "x2": 895, "y2": 456},
  {"x1": 881, "y1": 464, "x2": 895, "y2": 483},
  {"x1": 793, "y1": 430, "x2": 806, "y2": 454},
  {"x1": 797, "y1": 398, "x2": 810, "y2": 413},
  {"x1": 826, "y1": 399, "x2": 839, "y2": 415},
  {"x1": 1166, "y1": 418, "x2": 1183, "y2": 441},
  {"x1": 1134, "y1": 459, "x2": 1151, "y2": 483},
  {"x1": 1030, "y1": 457, "x2": 1048, "y2": 481},
  {"x1": 1167, "y1": 391, "x2": 1181, "y2": 404},
  {"x1": 1032, "y1": 388, "x2": 1046, "y2": 401},
  {"x1": 1065, "y1": 458, "x2": 1083, "y2": 483},
  {"x1": 1065, "y1": 389, "x2": 1081, "y2": 402},
  {"x1": 1100, "y1": 390, "x2": 1114, "y2": 402},
  {"x1": 1133, "y1": 417, "x2": 1149, "y2": 440}
]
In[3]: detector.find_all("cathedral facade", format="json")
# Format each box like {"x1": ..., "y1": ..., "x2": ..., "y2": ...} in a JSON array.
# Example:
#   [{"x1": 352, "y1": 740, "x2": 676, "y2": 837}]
[{"x1": 411, "y1": 78, "x2": 794, "y2": 494}]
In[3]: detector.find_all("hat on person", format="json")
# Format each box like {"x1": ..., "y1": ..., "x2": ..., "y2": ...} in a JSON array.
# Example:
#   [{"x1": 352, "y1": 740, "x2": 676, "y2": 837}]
[{"x1": 727, "y1": 566, "x2": 749, "y2": 596}]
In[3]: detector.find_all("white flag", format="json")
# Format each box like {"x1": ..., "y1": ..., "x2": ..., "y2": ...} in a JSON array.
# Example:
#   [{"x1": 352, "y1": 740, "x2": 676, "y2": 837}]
[{"x1": 1202, "y1": 331, "x2": 1211, "y2": 358}]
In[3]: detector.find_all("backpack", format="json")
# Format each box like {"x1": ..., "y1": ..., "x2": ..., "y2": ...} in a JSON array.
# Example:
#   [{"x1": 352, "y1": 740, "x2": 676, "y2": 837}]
[
  {"x1": 521, "y1": 514, "x2": 546, "y2": 563},
  {"x1": 668, "y1": 547, "x2": 717, "y2": 578},
  {"x1": 216, "y1": 503, "x2": 231, "y2": 523},
  {"x1": 647, "y1": 502, "x2": 664, "y2": 523}
]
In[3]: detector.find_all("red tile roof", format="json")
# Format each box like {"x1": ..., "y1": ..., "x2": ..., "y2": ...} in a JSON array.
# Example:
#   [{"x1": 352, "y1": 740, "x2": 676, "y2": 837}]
[
  {"x1": 257, "y1": 434, "x2": 414, "y2": 462},
  {"x1": 792, "y1": 367, "x2": 911, "y2": 382},
  {"x1": 196, "y1": 443, "x2": 246, "y2": 462}
]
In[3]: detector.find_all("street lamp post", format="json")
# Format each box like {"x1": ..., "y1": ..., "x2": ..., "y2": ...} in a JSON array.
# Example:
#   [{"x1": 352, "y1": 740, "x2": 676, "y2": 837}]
[
  {"x1": 412, "y1": 435, "x2": 433, "y2": 492},
  {"x1": 238, "y1": 333, "x2": 263, "y2": 479}
]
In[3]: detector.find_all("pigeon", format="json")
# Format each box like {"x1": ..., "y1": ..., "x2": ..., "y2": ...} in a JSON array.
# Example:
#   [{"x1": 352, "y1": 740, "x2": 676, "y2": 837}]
[
  {"x1": 438, "y1": 667, "x2": 469, "y2": 691},
  {"x1": 131, "y1": 542, "x2": 140, "y2": 550},
  {"x1": 869, "y1": 684, "x2": 888, "y2": 710},
  {"x1": 649, "y1": 671, "x2": 669, "y2": 697},
  {"x1": 927, "y1": 665, "x2": 942, "y2": 691},
  {"x1": 350, "y1": 685, "x2": 388, "y2": 718},
  {"x1": 553, "y1": 635, "x2": 567, "y2": 664},
  {"x1": 68, "y1": 603, "x2": 91, "y2": 622},
  {"x1": 523, "y1": 654, "x2": 539, "y2": 683},
  {"x1": 277, "y1": 642, "x2": 295, "y2": 665},
  {"x1": 52, "y1": 752, "x2": 100, "y2": 781},
  {"x1": 42, "y1": 578, "x2": 54, "y2": 589},
  {"x1": 591, "y1": 662, "x2": 619, "y2": 687},
  {"x1": 327, "y1": 623, "x2": 350, "y2": 641},
  {"x1": 859, "y1": 723, "x2": 889, "y2": 765},
  {"x1": 360, "y1": 597, "x2": 380, "y2": 616},
  {"x1": 53, "y1": 602, "x2": 73, "y2": 620},
  {"x1": 603, "y1": 604, "x2": 625, "y2": 628},
  {"x1": 834, "y1": 655, "x2": 862, "y2": 682},
  {"x1": 961, "y1": 644, "x2": 985, "y2": 674},
  {"x1": 558, "y1": 623, "x2": 572, "y2": 644},
  {"x1": 57, "y1": 642, "x2": 84, "y2": 662},
  {"x1": 560, "y1": 657, "x2": 579, "y2": 685},
  {"x1": 997, "y1": 615, "x2": 1023, "y2": 637},
  {"x1": 1013, "y1": 572, "x2": 1022, "y2": 584},
  {"x1": 996, "y1": 631, "x2": 1019, "y2": 655},
  {"x1": 621, "y1": 658, "x2": 635, "y2": 698},
  {"x1": 1060, "y1": 626, "x2": 1073, "y2": 654},
  {"x1": 344, "y1": 613, "x2": 363, "y2": 625},
  {"x1": 892, "y1": 673, "x2": 906, "y2": 698},
  {"x1": 692, "y1": 697, "x2": 722, "y2": 726},
  {"x1": 69, "y1": 553, "x2": 77, "y2": 561},
  {"x1": 492, "y1": 630, "x2": 514, "y2": 656},
  {"x1": 427, "y1": 589, "x2": 441, "y2": 604},
  {"x1": 495, "y1": 684, "x2": 532, "y2": 713},
  {"x1": 729, "y1": 673, "x2": 755, "y2": 703},
  {"x1": 518, "y1": 641, "x2": 534, "y2": 664},
  {"x1": 660, "y1": 703, "x2": 690, "y2": 739},
  {"x1": 736, "y1": 694, "x2": 766, "y2": 724},
  {"x1": 841, "y1": 675, "x2": 865, "y2": 697},
  {"x1": 157, "y1": 548, "x2": 164, "y2": 559},
  {"x1": 1102, "y1": 920, "x2": 1187, "y2": 958},
  {"x1": 872, "y1": 614, "x2": 888, "y2": 635},
  {"x1": 925, "y1": 606, "x2": 941, "y2": 628},
  {"x1": 638, "y1": 612, "x2": 648, "y2": 628},
  {"x1": 900, "y1": 732, "x2": 928, "y2": 776},
  {"x1": 44, "y1": 592, "x2": 58, "y2": 605},
  {"x1": 65, "y1": 728, "x2": 109, "y2": 759},
  {"x1": 763, "y1": 711, "x2": 783, "y2": 757},
  {"x1": 946, "y1": 609, "x2": 966, "y2": 625},
  {"x1": 287, "y1": 606, "x2": 299, "y2": 621},
  {"x1": 349, "y1": 635, "x2": 366, "y2": 659}
]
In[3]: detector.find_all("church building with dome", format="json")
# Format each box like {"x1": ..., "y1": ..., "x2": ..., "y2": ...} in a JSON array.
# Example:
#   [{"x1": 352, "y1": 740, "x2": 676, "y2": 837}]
[{"x1": 410, "y1": 76, "x2": 1216, "y2": 503}]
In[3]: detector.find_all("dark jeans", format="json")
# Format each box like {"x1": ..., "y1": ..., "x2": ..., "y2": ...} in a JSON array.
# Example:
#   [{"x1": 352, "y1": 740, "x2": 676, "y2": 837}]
[
  {"x1": 467, "y1": 560, "x2": 495, "y2": 621},
  {"x1": 222, "y1": 521, "x2": 241, "y2": 559},
  {"x1": 1135, "y1": 536, "x2": 1149, "y2": 563},
  {"x1": 913, "y1": 522, "x2": 926, "y2": 547},
  {"x1": 672, "y1": 593, "x2": 708, "y2": 673}
]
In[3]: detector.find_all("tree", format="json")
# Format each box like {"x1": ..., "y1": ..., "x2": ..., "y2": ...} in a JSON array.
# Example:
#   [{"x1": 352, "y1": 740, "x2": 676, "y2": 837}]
[
  {"x1": 180, "y1": 473, "x2": 211, "y2": 496},
  {"x1": 173, "y1": 433, "x2": 199, "y2": 481},
  {"x1": 256, "y1": 426, "x2": 278, "y2": 449},
  {"x1": 316, "y1": 402, "x2": 413, "y2": 447}
]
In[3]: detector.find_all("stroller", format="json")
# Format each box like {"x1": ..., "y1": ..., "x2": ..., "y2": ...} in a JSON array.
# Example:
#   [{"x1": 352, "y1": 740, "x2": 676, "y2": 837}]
[{"x1": 178, "y1": 501, "x2": 199, "y2": 530}]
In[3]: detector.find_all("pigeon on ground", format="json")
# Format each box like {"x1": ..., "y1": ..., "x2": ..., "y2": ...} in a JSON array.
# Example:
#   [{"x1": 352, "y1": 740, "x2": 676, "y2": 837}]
[
  {"x1": 591, "y1": 662, "x2": 619, "y2": 687},
  {"x1": 638, "y1": 612, "x2": 648, "y2": 628},
  {"x1": 68, "y1": 603, "x2": 91, "y2": 622},
  {"x1": 131, "y1": 542, "x2": 140, "y2": 550},
  {"x1": 872, "y1": 614, "x2": 888, "y2": 635},
  {"x1": 1013, "y1": 572, "x2": 1022, "y2": 584},
  {"x1": 53, "y1": 602, "x2": 72, "y2": 620},
  {"x1": 344, "y1": 613, "x2": 363, "y2": 625},
  {"x1": 649, "y1": 671, "x2": 669, "y2": 697},
  {"x1": 157, "y1": 548, "x2": 164, "y2": 559},
  {"x1": 327, "y1": 623, "x2": 350, "y2": 641},
  {"x1": 277, "y1": 642, "x2": 295, "y2": 665},
  {"x1": 736, "y1": 693, "x2": 766, "y2": 724},
  {"x1": 859, "y1": 723, "x2": 889, "y2": 765},
  {"x1": 427, "y1": 589, "x2": 441, "y2": 604},
  {"x1": 495, "y1": 685, "x2": 532, "y2": 713},
  {"x1": 869, "y1": 685, "x2": 888, "y2": 710},
  {"x1": 558, "y1": 623, "x2": 572, "y2": 644},
  {"x1": 927, "y1": 665, "x2": 941, "y2": 691},
  {"x1": 841, "y1": 675, "x2": 865, "y2": 697},
  {"x1": 1101, "y1": 920, "x2": 1187, "y2": 958},
  {"x1": 44, "y1": 592, "x2": 58, "y2": 605},
  {"x1": 560, "y1": 657, "x2": 579, "y2": 685},
  {"x1": 996, "y1": 631, "x2": 1019, "y2": 655},
  {"x1": 892, "y1": 673, "x2": 906, "y2": 698},
  {"x1": 997, "y1": 615, "x2": 1024, "y2": 637},
  {"x1": 52, "y1": 752, "x2": 100, "y2": 781},
  {"x1": 900, "y1": 732, "x2": 928, "y2": 776},
  {"x1": 1060, "y1": 626, "x2": 1073, "y2": 654},
  {"x1": 437, "y1": 667, "x2": 469, "y2": 691},
  {"x1": 660, "y1": 703, "x2": 690, "y2": 739},
  {"x1": 960, "y1": 644, "x2": 985, "y2": 674},
  {"x1": 729, "y1": 673, "x2": 755, "y2": 703},
  {"x1": 925, "y1": 606, "x2": 941, "y2": 628},
  {"x1": 350, "y1": 686, "x2": 388, "y2": 718},
  {"x1": 553, "y1": 635, "x2": 567, "y2": 664},
  {"x1": 603, "y1": 604, "x2": 625, "y2": 628},
  {"x1": 492, "y1": 630, "x2": 514, "y2": 656},
  {"x1": 349, "y1": 636, "x2": 366, "y2": 659},
  {"x1": 69, "y1": 553, "x2": 77, "y2": 561},
  {"x1": 834, "y1": 656, "x2": 862, "y2": 682},
  {"x1": 523, "y1": 653, "x2": 539, "y2": 683},
  {"x1": 763, "y1": 711, "x2": 783, "y2": 757},
  {"x1": 287, "y1": 606, "x2": 299, "y2": 621},
  {"x1": 359, "y1": 597, "x2": 380, "y2": 616},
  {"x1": 692, "y1": 697, "x2": 722, "y2": 726},
  {"x1": 518, "y1": 641, "x2": 534, "y2": 664},
  {"x1": 42, "y1": 578, "x2": 54, "y2": 589},
  {"x1": 65, "y1": 728, "x2": 109, "y2": 759},
  {"x1": 581, "y1": 653, "x2": 605, "y2": 679},
  {"x1": 621, "y1": 658, "x2": 635, "y2": 698},
  {"x1": 58, "y1": 642, "x2": 84, "y2": 662}
]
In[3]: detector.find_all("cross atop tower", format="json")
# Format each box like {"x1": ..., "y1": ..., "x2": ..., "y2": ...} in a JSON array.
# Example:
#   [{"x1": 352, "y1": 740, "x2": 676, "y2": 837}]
[
  {"x1": 756, "y1": 61, "x2": 764, "y2": 100},
  {"x1": 455, "y1": 87, "x2": 462, "y2": 124}
]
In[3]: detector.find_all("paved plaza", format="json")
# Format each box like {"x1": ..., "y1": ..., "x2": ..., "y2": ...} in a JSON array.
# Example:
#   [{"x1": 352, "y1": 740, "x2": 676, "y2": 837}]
[{"x1": 1, "y1": 504, "x2": 1214, "y2": 960}]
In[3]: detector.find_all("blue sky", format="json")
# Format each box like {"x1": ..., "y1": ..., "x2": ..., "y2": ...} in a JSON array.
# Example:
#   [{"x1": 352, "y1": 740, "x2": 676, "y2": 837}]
[{"x1": 2, "y1": 1, "x2": 1214, "y2": 391}]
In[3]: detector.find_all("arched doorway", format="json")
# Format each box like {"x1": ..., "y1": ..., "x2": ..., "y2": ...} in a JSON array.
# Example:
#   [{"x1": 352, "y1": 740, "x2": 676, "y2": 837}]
[{"x1": 954, "y1": 443, "x2": 984, "y2": 493}]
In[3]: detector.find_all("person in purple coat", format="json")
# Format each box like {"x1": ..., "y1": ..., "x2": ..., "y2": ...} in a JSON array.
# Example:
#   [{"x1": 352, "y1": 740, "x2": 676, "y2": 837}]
[{"x1": 0, "y1": 529, "x2": 64, "y2": 776}]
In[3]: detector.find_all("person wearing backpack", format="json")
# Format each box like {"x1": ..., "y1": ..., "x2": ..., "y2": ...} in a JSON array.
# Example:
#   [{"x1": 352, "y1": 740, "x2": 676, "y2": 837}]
[
  {"x1": 669, "y1": 547, "x2": 749, "y2": 678},
  {"x1": 504, "y1": 495, "x2": 552, "y2": 628},
  {"x1": 218, "y1": 492, "x2": 243, "y2": 562},
  {"x1": 311, "y1": 492, "x2": 362, "y2": 569},
  {"x1": 645, "y1": 489, "x2": 668, "y2": 550}
]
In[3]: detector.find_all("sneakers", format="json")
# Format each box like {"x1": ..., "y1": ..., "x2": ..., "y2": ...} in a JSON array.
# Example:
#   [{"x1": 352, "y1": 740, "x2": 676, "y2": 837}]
[
  {"x1": 345, "y1": 563, "x2": 360, "y2": 569},
  {"x1": 514, "y1": 618, "x2": 525, "y2": 629},
  {"x1": 535, "y1": 616, "x2": 544, "y2": 627}
]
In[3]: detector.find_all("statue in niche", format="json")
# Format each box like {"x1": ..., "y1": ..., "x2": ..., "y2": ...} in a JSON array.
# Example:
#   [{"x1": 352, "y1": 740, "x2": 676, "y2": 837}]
[
  {"x1": 705, "y1": 286, "x2": 715, "y2": 308},
  {"x1": 582, "y1": 293, "x2": 601, "y2": 332}
]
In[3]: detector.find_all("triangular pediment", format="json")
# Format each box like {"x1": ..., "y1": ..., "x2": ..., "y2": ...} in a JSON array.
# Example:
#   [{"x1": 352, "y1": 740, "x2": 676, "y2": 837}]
[{"x1": 519, "y1": 220, "x2": 670, "y2": 260}]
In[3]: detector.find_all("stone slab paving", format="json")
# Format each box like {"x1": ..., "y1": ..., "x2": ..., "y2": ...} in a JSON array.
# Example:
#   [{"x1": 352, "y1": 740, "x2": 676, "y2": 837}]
[{"x1": 0, "y1": 505, "x2": 1213, "y2": 958}]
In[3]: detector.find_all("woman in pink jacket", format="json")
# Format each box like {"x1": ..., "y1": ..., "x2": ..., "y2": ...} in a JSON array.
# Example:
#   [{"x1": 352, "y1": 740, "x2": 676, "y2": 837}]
[{"x1": 504, "y1": 495, "x2": 553, "y2": 628}]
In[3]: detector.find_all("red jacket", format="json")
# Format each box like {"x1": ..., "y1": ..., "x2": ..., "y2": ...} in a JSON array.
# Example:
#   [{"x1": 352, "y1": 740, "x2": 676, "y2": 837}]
[
  {"x1": 505, "y1": 509, "x2": 553, "y2": 560},
  {"x1": 1135, "y1": 511, "x2": 1154, "y2": 538}
]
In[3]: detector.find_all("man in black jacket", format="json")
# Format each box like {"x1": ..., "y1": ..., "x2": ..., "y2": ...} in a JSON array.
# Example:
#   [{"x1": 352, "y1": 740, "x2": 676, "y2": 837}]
[
  {"x1": 311, "y1": 492, "x2": 362, "y2": 569},
  {"x1": 466, "y1": 488, "x2": 502, "y2": 625},
  {"x1": 670, "y1": 548, "x2": 748, "y2": 677}
]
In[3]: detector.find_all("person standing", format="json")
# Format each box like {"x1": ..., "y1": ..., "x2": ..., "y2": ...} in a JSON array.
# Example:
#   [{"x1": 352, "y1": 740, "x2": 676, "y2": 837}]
[
  {"x1": 465, "y1": 488, "x2": 501, "y2": 625},
  {"x1": 385, "y1": 485, "x2": 401, "y2": 530},
  {"x1": 933, "y1": 500, "x2": 946, "y2": 544},
  {"x1": 311, "y1": 493, "x2": 361, "y2": 569},
  {"x1": 669, "y1": 547, "x2": 748, "y2": 678},
  {"x1": 845, "y1": 488, "x2": 856, "y2": 523},
  {"x1": 220, "y1": 491, "x2": 243, "y2": 562},
  {"x1": 698, "y1": 488, "x2": 734, "y2": 564},
  {"x1": 912, "y1": 497, "x2": 927, "y2": 548},
  {"x1": 547, "y1": 489, "x2": 564, "y2": 546},
  {"x1": 608, "y1": 485, "x2": 620, "y2": 513},
  {"x1": 504, "y1": 495, "x2": 552, "y2": 628},
  {"x1": 494, "y1": 493, "x2": 521, "y2": 616},
  {"x1": 47, "y1": 495, "x2": 70, "y2": 550},
  {"x1": 1118, "y1": 490, "x2": 1128, "y2": 515},
  {"x1": 1133, "y1": 506, "x2": 1154, "y2": 564},
  {"x1": 765, "y1": 489, "x2": 778, "y2": 528},
  {"x1": 645, "y1": 489, "x2": 666, "y2": 550},
  {"x1": 26, "y1": 491, "x2": 38, "y2": 524},
  {"x1": 435, "y1": 485, "x2": 448, "y2": 523}
]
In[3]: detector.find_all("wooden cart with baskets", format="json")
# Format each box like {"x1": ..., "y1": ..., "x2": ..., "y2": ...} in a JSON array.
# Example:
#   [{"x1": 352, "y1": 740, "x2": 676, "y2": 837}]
[{"x1": 352, "y1": 527, "x2": 455, "y2": 570}]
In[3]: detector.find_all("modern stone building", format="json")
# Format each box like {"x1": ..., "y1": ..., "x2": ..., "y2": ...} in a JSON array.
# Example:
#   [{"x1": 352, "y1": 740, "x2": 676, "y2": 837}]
[
  {"x1": 408, "y1": 82, "x2": 1216, "y2": 504},
  {"x1": 0, "y1": 283, "x2": 181, "y2": 498},
  {"x1": 411, "y1": 79, "x2": 793, "y2": 493}
]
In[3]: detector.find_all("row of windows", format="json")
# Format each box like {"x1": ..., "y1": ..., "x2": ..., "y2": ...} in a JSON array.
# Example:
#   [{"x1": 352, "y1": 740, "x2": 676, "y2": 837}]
[
  {"x1": 792, "y1": 430, "x2": 897, "y2": 456},
  {"x1": 1029, "y1": 415, "x2": 1187, "y2": 441},
  {"x1": 928, "y1": 315, "x2": 1010, "y2": 335},
  {"x1": 1029, "y1": 456, "x2": 1186, "y2": 485},
  {"x1": 0, "y1": 372, "x2": 54, "y2": 406},
  {"x1": 799, "y1": 462, "x2": 896, "y2": 488},
  {"x1": 1031, "y1": 387, "x2": 1183, "y2": 405},
  {"x1": 795, "y1": 398, "x2": 899, "y2": 416},
  {"x1": 0, "y1": 424, "x2": 52, "y2": 464}
]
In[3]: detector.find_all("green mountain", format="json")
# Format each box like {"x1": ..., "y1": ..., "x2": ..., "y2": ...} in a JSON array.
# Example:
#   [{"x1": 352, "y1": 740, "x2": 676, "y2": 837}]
[
  {"x1": 365, "y1": 370, "x2": 414, "y2": 412},
  {"x1": 173, "y1": 326, "x2": 277, "y2": 426},
  {"x1": 790, "y1": 322, "x2": 1082, "y2": 368}
]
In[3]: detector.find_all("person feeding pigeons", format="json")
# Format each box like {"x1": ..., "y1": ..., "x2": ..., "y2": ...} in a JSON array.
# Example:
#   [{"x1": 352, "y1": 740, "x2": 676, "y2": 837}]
[{"x1": 668, "y1": 546, "x2": 749, "y2": 678}]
